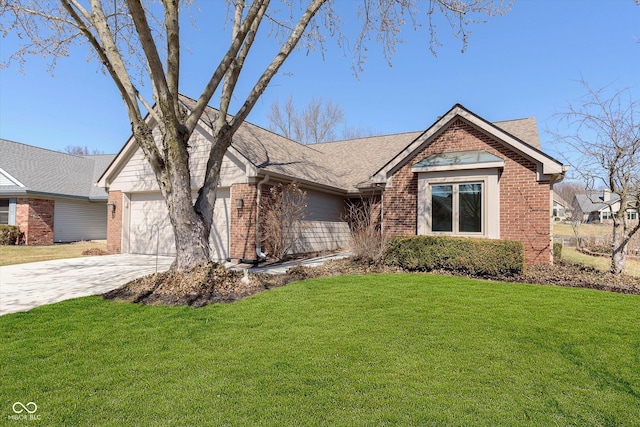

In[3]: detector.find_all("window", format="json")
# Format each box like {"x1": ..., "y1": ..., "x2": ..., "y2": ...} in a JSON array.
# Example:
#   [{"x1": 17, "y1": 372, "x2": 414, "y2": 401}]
[
  {"x1": 417, "y1": 170, "x2": 499, "y2": 239},
  {"x1": 0, "y1": 199, "x2": 9, "y2": 225},
  {"x1": 431, "y1": 183, "x2": 482, "y2": 234},
  {"x1": 553, "y1": 207, "x2": 565, "y2": 218},
  {"x1": 602, "y1": 210, "x2": 612, "y2": 220},
  {"x1": 628, "y1": 211, "x2": 638, "y2": 220}
]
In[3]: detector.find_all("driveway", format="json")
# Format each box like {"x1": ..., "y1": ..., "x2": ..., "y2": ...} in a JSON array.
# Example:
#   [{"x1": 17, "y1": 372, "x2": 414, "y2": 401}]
[{"x1": 0, "y1": 254, "x2": 174, "y2": 316}]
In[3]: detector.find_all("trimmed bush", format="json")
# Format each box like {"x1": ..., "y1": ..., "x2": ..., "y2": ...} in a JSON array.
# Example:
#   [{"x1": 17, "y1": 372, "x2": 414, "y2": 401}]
[
  {"x1": 384, "y1": 235, "x2": 525, "y2": 276},
  {"x1": 0, "y1": 225, "x2": 22, "y2": 245},
  {"x1": 553, "y1": 242, "x2": 563, "y2": 261}
]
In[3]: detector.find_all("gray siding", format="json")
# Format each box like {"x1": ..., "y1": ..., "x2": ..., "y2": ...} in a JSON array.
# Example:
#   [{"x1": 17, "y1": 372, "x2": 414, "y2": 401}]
[{"x1": 293, "y1": 190, "x2": 351, "y2": 254}]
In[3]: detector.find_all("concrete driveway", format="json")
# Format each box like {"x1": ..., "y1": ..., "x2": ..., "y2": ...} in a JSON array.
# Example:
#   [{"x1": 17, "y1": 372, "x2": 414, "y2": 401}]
[{"x1": 0, "y1": 254, "x2": 174, "y2": 316}]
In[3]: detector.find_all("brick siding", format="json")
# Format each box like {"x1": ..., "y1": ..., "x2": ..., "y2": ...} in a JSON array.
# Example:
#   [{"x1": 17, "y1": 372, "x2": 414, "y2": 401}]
[
  {"x1": 383, "y1": 118, "x2": 553, "y2": 266},
  {"x1": 15, "y1": 198, "x2": 54, "y2": 245},
  {"x1": 106, "y1": 191, "x2": 122, "y2": 254},
  {"x1": 230, "y1": 183, "x2": 258, "y2": 260}
]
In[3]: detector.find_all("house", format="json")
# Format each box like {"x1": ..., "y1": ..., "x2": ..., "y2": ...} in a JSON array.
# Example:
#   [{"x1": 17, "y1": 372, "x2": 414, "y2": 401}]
[
  {"x1": 98, "y1": 97, "x2": 567, "y2": 266},
  {"x1": 552, "y1": 191, "x2": 572, "y2": 221},
  {"x1": 0, "y1": 139, "x2": 114, "y2": 244},
  {"x1": 572, "y1": 190, "x2": 638, "y2": 223}
]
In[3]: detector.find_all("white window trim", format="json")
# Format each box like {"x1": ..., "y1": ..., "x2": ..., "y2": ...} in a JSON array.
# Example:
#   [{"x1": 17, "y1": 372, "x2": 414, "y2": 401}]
[{"x1": 417, "y1": 169, "x2": 500, "y2": 239}]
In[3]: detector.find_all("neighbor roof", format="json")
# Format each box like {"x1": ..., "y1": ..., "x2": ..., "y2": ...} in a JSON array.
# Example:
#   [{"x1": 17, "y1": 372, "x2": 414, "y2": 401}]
[
  {"x1": 574, "y1": 192, "x2": 621, "y2": 213},
  {"x1": 552, "y1": 191, "x2": 572, "y2": 208},
  {"x1": 0, "y1": 139, "x2": 115, "y2": 200}
]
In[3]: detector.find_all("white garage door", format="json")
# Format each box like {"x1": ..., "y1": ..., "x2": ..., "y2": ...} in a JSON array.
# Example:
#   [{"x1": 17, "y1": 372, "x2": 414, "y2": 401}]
[
  {"x1": 129, "y1": 189, "x2": 230, "y2": 260},
  {"x1": 54, "y1": 199, "x2": 108, "y2": 242}
]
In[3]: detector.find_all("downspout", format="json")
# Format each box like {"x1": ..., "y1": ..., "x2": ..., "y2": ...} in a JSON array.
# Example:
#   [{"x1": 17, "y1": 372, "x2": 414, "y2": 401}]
[
  {"x1": 379, "y1": 187, "x2": 384, "y2": 235},
  {"x1": 255, "y1": 174, "x2": 269, "y2": 261},
  {"x1": 549, "y1": 171, "x2": 567, "y2": 264}
]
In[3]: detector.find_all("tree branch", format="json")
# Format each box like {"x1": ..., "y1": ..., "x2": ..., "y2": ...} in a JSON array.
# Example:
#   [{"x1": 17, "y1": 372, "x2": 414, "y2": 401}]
[
  {"x1": 184, "y1": 0, "x2": 269, "y2": 134},
  {"x1": 229, "y1": 0, "x2": 328, "y2": 134}
]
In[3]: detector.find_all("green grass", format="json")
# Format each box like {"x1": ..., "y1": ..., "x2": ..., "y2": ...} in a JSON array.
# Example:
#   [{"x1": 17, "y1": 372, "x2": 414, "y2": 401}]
[
  {"x1": 0, "y1": 241, "x2": 107, "y2": 266},
  {"x1": 2, "y1": 274, "x2": 640, "y2": 426},
  {"x1": 562, "y1": 246, "x2": 640, "y2": 277},
  {"x1": 554, "y1": 223, "x2": 612, "y2": 237}
]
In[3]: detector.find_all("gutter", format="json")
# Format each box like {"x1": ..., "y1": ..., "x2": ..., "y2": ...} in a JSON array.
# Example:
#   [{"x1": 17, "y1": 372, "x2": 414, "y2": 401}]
[{"x1": 255, "y1": 174, "x2": 269, "y2": 261}]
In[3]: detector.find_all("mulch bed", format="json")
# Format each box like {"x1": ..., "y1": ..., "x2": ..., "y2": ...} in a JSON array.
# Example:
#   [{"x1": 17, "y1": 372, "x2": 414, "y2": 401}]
[
  {"x1": 103, "y1": 258, "x2": 640, "y2": 308},
  {"x1": 82, "y1": 248, "x2": 111, "y2": 256},
  {"x1": 508, "y1": 261, "x2": 640, "y2": 295},
  {"x1": 104, "y1": 263, "x2": 266, "y2": 307}
]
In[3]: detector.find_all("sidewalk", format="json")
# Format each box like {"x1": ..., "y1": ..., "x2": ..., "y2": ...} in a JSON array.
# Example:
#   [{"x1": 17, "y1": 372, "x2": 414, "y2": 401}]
[
  {"x1": 230, "y1": 252, "x2": 351, "y2": 275},
  {"x1": 0, "y1": 254, "x2": 174, "y2": 316}
]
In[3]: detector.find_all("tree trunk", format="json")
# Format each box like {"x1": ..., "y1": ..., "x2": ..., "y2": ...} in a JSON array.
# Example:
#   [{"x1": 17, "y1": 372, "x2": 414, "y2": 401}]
[
  {"x1": 611, "y1": 218, "x2": 626, "y2": 275},
  {"x1": 168, "y1": 190, "x2": 211, "y2": 271},
  {"x1": 157, "y1": 124, "x2": 213, "y2": 272}
]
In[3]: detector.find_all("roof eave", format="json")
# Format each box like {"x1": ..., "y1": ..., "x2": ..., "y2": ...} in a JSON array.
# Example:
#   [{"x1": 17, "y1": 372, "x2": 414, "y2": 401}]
[
  {"x1": 411, "y1": 160, "x2": 505, "y2": 173},
  {"x1": 255, "y1": 168, "x2": 349, "y2": 196}
]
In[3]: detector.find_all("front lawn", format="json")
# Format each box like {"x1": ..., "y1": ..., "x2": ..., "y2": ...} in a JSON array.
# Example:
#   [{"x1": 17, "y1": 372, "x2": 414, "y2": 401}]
[
  {"x1": 1, "y1": 274, "x2": 639, "y2": 426},
  {"x1": 0, "y1": 241, "x2": 108, "y2": 266},
  {"x1": 561, "y1": 246, "x2": 640, "y2": 277}
]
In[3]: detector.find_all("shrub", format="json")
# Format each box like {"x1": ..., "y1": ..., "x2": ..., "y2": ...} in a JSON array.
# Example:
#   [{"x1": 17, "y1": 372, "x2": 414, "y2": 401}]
[
  {"x1": 0, "y1": 225, "x2": 22, "y2": 245},
  {"x1": 553, "y1": 242, "x2": 563, "y2": 261},
  {"x1": 260, "y1": 182, "x2": 307, "y2": 261},
  {"x1": 384, "y1": 235, "x2": 525, "y2": 276},
  {"x1": 342, "y1": 197, "x2": 386, "y2": 264},
  {"x1": 582, "y1": 236, "x2": 612, "y2": 255}
]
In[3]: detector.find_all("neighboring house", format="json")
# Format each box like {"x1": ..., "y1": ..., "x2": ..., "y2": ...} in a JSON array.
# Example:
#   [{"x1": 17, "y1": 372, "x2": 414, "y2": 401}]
[
  {"x1": 0, "y1": 139, "x2": 114, "y2": 244},
  {"x1": 552, "y1": 191, "x2": 572, "y2": 220},
  {"x1": 98, "y1": 97, "x2": 567, "y2": 266},
  {"x1": 572, "y1": 190, "x2": 639, "y2": 224}
]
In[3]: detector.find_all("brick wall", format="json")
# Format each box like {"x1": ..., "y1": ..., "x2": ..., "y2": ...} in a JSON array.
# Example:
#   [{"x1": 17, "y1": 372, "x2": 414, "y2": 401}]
[
  {"x1": 383, "y1": 118, "x2": 553, "y2": 266},
  {"x1": 15, "y1": 198, "x2": 54, "y2": 245},
  {"x1": 107, "y1": 191, "x2": 123, "y2": 254},
  {"x1": 229, "y1": 183, "x2": 258, "y2": 260}
]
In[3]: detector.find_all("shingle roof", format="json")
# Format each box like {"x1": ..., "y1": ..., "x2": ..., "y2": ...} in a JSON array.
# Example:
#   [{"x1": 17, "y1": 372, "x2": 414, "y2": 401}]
[
  {"x1": 574, "y1": 192, "x2": 620, "y2": 213},
  {"x1": 553, "y1": 191, "x2": 572, "y2": 209},
  {"x1": 0, "y1": 139, "x2": 114, "y2": 200},
  {"x1": 311, "y1": 132, "x2": 422, "y2": 189},
  {"x1": 180, "y1": 96, "x2": 544, "y2": 193},
  {"x1": 493, "y1": 117, "x2": 541, "y2": 149}
]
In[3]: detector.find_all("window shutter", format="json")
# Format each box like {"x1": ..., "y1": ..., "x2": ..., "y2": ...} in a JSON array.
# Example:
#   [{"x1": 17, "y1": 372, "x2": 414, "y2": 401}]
[{"x1": 8, "y1": 198, "x2": 16, "y2": 225}]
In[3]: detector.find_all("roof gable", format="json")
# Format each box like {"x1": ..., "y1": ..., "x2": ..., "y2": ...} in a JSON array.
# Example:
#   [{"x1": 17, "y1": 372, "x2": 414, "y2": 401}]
[
  {"x1": 372, "y1": 104, "x2": 565, "y2": 184},
  {"x1": 0, "y1": 167, "x2": 24, "y2": 187}
]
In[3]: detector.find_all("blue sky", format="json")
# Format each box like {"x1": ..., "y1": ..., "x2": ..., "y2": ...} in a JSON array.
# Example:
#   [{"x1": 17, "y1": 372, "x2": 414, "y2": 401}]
[{"x1": 1, "y1": 0, "x2": 638, "y2": 172}]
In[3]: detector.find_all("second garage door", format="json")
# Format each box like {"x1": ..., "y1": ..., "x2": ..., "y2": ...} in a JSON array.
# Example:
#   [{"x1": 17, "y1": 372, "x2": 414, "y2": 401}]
[{"x1": 129, "y1": 189, "x2": 230, "y2": 260}]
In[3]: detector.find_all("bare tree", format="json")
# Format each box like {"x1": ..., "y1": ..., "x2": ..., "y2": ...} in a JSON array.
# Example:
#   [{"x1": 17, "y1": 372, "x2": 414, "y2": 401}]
[
  {"x1": 554, "y1": 180, "x2": 585, "y2": 207},
  {"x1": 268, "y1": 95, "x2": 379, "y2": 143},
  {"x1": 341, "y1": 124, "x2": 378, "y2": 140},
  {"x1": 1, "y1": 0, "x2": 512, "y2": 273},
  {"x1": 268, "y1": 96, "x2": 302, "y2": 142},
  {"x1": 552, "y1": 80, "x2": 640, "y2": 274},
  {"x1": 63, "y1": 145, "x2": 104, "y2": 155},
  {"x1": 260, "y1": 182, "x2": 307, "y2": 261}
]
